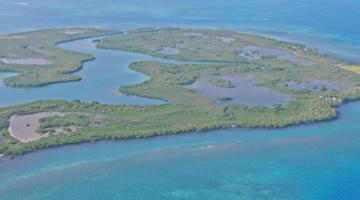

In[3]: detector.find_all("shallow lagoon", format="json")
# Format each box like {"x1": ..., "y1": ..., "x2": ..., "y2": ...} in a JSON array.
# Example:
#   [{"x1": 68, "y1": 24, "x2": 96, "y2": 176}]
[{"x1": 185, "y1": 74, "x2": 292, "y2": 107}]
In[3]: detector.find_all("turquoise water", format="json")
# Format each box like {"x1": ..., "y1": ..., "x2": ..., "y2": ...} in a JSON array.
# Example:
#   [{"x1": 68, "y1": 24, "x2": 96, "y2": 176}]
[
  {"x1": 0, "y1": 0, "x2": 359, "y2": 60},
  {"x1": 1, "y1": 102, "x2": 360, "y2": 200},
  {"x1": 0, "y1": 0, "x2": 360, "y2": 199}
]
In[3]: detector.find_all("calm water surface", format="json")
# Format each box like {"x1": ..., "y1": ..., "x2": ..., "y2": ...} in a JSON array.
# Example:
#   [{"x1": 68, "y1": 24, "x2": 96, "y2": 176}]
[
  {"x1": 0, "y1": 0, "x2": 359, "y2": 60},
  {"x1": 0, "y1": 102, "x2": 359, "y2": 200},
  {"x1": 0, "y1": 38, "x2": 165, "y2": 106},
  {"x1": 0, "y1": 0, "x2": 360, "y2": 199}
]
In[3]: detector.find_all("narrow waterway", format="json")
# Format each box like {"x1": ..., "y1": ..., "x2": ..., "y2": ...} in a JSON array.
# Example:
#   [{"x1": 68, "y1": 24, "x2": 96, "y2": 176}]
[{"x1": 0, "y1": 37, "x2": 165, "y2": 106}]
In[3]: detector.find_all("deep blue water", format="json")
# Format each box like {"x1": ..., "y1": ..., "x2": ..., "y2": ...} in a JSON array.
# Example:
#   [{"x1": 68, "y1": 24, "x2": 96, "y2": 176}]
[
  {"x1": 0, "y1": 0, "x2": 360, "y2": 199},
  {"x1": 0, "y1": 0, "x2": 359, "y2": 60}
]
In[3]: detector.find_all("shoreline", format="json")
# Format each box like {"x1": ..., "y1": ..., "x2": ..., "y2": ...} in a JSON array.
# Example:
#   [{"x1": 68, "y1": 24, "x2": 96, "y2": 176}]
[
  {"x1": 1, "y1": 27, "x2": 360, "y2": 158},
  {"x1": 233, "y1": 28, "x2": 360, "y2": 63},
  {"x1": 1, "y1": 82, "x2": 358, "y2": 158},
  {"x1": 0, "y1": 28, "x2": 358, "y2": 90},
  {"x1": 4, "y1": 99, "x2": 358, "y2": 159},
  {"x1": 0, "y1": 31, "x2": 122, "y2": 88},
  {"x1": 1, "y1": 99, "x2": 344, "y2": 158},
  {"x1": 2, "y1": 25, "x2": 360, "y2": 62}
]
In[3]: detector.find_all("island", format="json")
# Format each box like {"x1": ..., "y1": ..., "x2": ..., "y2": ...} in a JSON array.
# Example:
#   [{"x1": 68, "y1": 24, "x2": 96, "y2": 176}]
[{"x1": 0, "y1": 27, "x2": 360, "y2": 157}]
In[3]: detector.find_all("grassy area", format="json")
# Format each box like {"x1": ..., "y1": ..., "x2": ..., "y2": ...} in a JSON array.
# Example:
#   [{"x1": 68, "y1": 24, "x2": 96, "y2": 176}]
[
  {"x1": 1, "y1": 60, "x2": 359, "y2": 156},
  {"x1": 0, "y1": 27, "x2": 360, "y2": 157},
  {"x1": 38, "y1": 114, "x2": 90, "y2": 129},
  {"x1": 98, "y1": 27, "x2": 327, "y2": 64},
  {"x1": 0, "y1": 28, "x2": 117, "y2": 87},
  {"x1": 337, "y1": 63, "x2": 360, "y2": 75}
]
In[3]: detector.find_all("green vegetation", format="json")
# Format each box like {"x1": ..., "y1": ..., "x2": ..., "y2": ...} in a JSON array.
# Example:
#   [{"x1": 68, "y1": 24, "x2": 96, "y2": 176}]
[
  {"x1": 38, "y1": 114, "x2": 90, "y2": 129},
  {"x1": 218, "y1": 97, "x2": 234, "y2": 101},
  {"x1": 1, "y1": 60, "x2": 359, "y2": 157},
  {"x1": 0, "y1": 28, "x2": 117, "y2": 87},
  {"x1": 34, "y1": 113, "x2": 101, "y2": 136},
  {"x1": 98, "y1": 27, "x2": 321, "y2": 63},
  {"x1": 0, "y1": 27, "x2": 360, "y2": 157}
]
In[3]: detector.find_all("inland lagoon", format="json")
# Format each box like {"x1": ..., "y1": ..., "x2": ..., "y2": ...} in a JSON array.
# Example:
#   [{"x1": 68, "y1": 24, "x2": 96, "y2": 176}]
[{"x1": 184, "y1": 74, "x2": 292, "y2": 107}]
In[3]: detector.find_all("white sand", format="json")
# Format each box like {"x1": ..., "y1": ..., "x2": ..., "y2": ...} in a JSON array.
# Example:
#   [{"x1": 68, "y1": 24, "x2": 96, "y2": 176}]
[
  {"x1": 219, "y1": 37, "x2": 235, "y2": 44},
  {"x1": 0, "y1": 58, "x2": 52, "y2": 65},
  {"x1": 0, "y1": 35, "x2": 27, "y2": 40},
  {"x1": 62, "y1": 28, "x2": 93, "y2": 35},
  {"x1": 185, "y1": 33, "x2": 203, "y2": 37}
]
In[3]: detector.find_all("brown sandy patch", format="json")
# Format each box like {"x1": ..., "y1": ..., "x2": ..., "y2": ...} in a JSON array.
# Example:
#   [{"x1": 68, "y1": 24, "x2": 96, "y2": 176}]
[
  {"x1": 9, "y1": 112, "x2": 65, "y2": 143},
  {"x1": 8, "y1": 112, "x2": 106, "y2": 143}
]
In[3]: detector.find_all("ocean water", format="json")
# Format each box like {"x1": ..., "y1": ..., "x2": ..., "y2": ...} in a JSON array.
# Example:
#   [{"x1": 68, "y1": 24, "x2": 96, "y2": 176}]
[
  {"x1": 0, "y1": 0, "x2": 359, "y2": 60},
  {"x1": 1, "y1": 102, "x2": 360, "y2": 200},
  {"x1": 0, "y1": 0, "x2": 360, "y2": 199}
]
